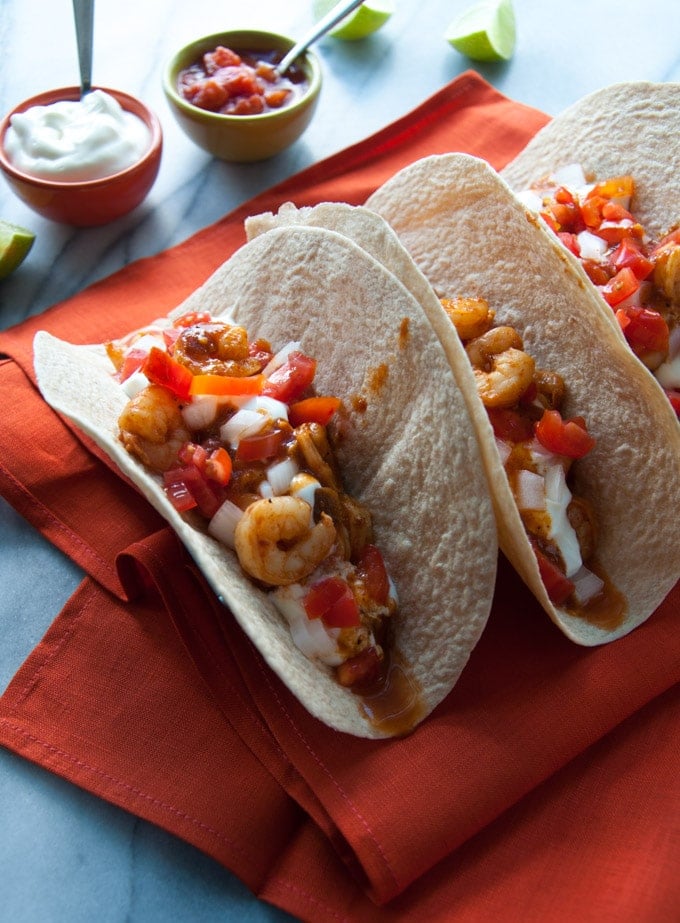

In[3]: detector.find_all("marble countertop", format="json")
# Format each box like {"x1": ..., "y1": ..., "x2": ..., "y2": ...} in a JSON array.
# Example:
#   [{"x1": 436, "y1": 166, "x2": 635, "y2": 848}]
[{"x1": 1, "y1": 1, "x2": 678, "y2": 920}]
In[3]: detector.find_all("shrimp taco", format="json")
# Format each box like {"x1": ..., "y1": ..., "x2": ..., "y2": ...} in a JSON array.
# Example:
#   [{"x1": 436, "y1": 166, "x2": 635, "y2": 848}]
[
  {"x1": 364, "y1": 152, "x2": 680, "y2": 646},
  {"x1": 33, "y1": 224, "x2": 498, "y2": 738},
  {"x1": 500, "y1": 81, "x2": 680, "y2": 416}
]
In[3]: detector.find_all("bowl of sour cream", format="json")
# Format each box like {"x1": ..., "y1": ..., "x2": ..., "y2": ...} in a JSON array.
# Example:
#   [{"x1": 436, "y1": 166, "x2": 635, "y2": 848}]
[{"x1": 0, "y1": 87, "x2": 162, "y2": 226}]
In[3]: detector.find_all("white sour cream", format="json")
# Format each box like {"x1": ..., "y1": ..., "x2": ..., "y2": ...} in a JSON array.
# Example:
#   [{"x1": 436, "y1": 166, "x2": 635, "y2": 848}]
[{"x1": 4, "y1": 89, "x2": 150, "y2": 182}]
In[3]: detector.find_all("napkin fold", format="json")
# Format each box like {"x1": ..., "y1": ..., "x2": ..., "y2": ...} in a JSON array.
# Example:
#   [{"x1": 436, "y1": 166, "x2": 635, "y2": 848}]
[{"x1": 1, "y1": 72, "x2": 678, "y2": 922}]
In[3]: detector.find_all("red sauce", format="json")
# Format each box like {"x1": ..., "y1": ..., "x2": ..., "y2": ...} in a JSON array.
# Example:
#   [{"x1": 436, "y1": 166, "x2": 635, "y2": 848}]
[{"x1": 177, "y1": 45, "x2": 309, "y2": 116}]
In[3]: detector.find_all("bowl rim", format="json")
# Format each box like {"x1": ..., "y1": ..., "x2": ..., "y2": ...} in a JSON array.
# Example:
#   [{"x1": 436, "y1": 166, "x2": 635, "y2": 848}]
[
  {"x1": 0, "y1": 86, "x2": 163, "y2": 190},
  {"x1": 162, "y1": 29, "x2": 322, "y2": 126}
]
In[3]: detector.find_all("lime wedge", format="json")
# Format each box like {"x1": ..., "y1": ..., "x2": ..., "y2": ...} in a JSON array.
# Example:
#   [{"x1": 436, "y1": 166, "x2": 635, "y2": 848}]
[
  {"x1": 312, "y1": 0, "x2": 394, "y2": 41},
  {"x1": 445, "y1": 0, "x2": 516, "y2": 62},
  {"x1": 0, "y1": 219, "x2": 35, "y2": 280}
]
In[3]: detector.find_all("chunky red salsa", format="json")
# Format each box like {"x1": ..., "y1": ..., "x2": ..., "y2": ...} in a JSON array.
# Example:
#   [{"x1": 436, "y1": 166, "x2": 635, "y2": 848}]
[{"x1": 178, "y1": 45, "x2": 309, "y2": 116}]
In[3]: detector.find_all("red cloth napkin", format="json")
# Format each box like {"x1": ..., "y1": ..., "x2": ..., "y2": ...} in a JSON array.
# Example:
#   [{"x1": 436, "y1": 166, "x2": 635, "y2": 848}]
[{"x1": 1, "y1": 72, "x2": 678, "y2": 922}]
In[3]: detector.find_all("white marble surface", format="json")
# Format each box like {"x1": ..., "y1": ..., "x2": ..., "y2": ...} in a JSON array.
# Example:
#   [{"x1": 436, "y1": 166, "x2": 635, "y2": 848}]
[{"x1": 0, "y1": 1, "x2": 678, "y2": 920}]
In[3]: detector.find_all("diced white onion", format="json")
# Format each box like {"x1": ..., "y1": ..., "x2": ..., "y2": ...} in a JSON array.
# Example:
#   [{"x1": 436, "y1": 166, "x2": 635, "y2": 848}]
[
  {"x1": 242, "y1": 395, "x2": 289, "y2": 422},
  {"x1": 289, "y1": 472, "x2": 321, "y2": 509},
  {"x1": 576, "y1": 230, "x2": 607, "y2": 261},
  {"x1": 495, "y1": 438, "x2": 512, "y2": 466},
  {"x1": 259, "y1": 481, "x2": 274, "y2": 498},
  {"x1": 571, "y1": 565, "x2": 605, "y2": 606},
  {"x1": 668, "y1": 325, "x2": 680, "y2": 359},
  {"x1": 219, "y1": 409, "x2": 267, "y2": 448},
  {"x1": 515, "y1": 469, "x2": 546, "y2": 511},
  {"x1": 120, "y1": 370, "x2": 149, "y2": 398},
  {"x1": 207, "y1": 499, "x2": 243, "y2": 549},
  {"x1": 514, "y1": 189, "x2": 543, "y2": 213},
  {"x1": 528, "y1": 440, "x2": 563, "y2": 475},
  {"x1": 544, "y1": 464, "x2": 582, "y2": 578},
  {"x1": 550, "y1": 163, "x2": 588, "y2": 189},
  {"x1": 126, "y1": 332, "x2": 165, "y2": 354},
  {"x1": 266, "y1": 457, "x2": 299, "y2": 496},
  {"x1": 262, "y1": 340, "x2": 301, "y2": 378},
  {"x1": 655, "y1": 352, "x2": 680, "y2": 389},
  {"x1": 181, "y1": 395, "x2": 219, "y2": 431},
  {"x1": 272, "y1": 585, "x2": 343, "y2": 666}
]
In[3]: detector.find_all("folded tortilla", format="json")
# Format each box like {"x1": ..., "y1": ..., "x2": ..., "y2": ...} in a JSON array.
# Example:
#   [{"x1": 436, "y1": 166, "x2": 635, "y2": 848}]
[
  {"x1": 363, "y1": 152, "x2": 680, "y2": 645},
  {"x1": 500, "y1": 81, "x2": 680, "y2": 240},
  {"x1": 34, "y1": 225, "x2": 498, "y2": 738}
]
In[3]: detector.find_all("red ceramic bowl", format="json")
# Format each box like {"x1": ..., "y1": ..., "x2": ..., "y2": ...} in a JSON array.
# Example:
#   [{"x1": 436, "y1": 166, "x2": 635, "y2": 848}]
[{"x1": 0, "y1": 86, "x2": 162, "y2": 226}]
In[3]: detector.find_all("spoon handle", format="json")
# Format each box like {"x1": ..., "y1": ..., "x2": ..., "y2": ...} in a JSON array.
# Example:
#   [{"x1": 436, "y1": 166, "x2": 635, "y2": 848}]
[
  {"x1": 277, "y1": 0, "x2": 367, "y2": 74},
  {"x1": 72, "y1": 0, "x2": 95, "y2": 96}
]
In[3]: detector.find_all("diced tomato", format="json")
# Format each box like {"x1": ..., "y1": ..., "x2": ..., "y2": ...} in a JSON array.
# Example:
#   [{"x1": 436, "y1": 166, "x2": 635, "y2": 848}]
[
  {"x1": 549, "y1": 200, "x2": 582, "y2": 232},
  {"x1": 118, "y1": 346, "x2": 148, "y2": 382},
  {"x1": 666, "y1": 390, "x2": 680, "y2": 417},
  {"x1": 162, "y1": 326, "x2": 182, "y2": 351},
  {"x1": 304, "y1": 576, "x2": 361, "y2": 628},
  {"x1": 235, "y1": 429, "x2": 285, "y2": 462},
  {"x1": 336, "y1": 647, "x2": 382, "y2": 688},
  {"x1": 588, "y1": 175, "x2": 634, "y2": 203},
  {"x1": 142, "y1": 346, "x2": 193, "y2": 400},
  {"x1": 601, "y1": 267, "x2": 640, "y2": 307},
  {"x1": 595, "y1": 221, "x2": 643, "y2": 246},
  {"x1": 163, "y1": 464, "x2": 224, "y2": 518},
  {"x1": 163, "y1": 477, "x2": 198, "y2": 513},
  {"x1": 531, "y1": 542, "x2": 575, "y2": 606},
  {"x1": 581, "y1": 259, "x2": 615, "y2": 286},
  {"x1": 262, "y1": 352, "x2": 317, "y2": 404},
  {"x1": 173, "y1": 311, "x2": 213, "y2": 328},
  {"x1": 179, "y1": 442, "x2": 208, "y2": 471},
  {"x1": 487, "y1": 407, "x2": 535, "y2": 443},
  {"x1": 615, "y1": 306, "x2": 669, "y2": 359},
  {"x1": 204, "y1": 46, "x2": 242, "y2": 72},
  {"x1": 652, "y1": 227, "x2": 680, "y2": 252},
  {"x1": 611, "y1": 237, "x2": 655, "y2": 280},
  {"x1": 534, "y1": 409, "x2": 596, "y2": 459},
  {"x1": 356, "y1": 544, "x2": 390, "y2": 606},
  {"x1": 189, "y1": 373, "x2": 264, "y2": 397},
  {"x1": 288, "y1": 396, "x2": 341, "y2": 427},
  {"x1": 204, "y1": 446, "x2": 233, "y2": 485},
  {"x1": 580, "y1": 194, "x2": 607, "y2": 229},
  {"x1": 601, "y1": 201, "x2": 634, "y2": 223},
  {"x1": 558, "y1": 232, "x2": 580, "y2": 256}
]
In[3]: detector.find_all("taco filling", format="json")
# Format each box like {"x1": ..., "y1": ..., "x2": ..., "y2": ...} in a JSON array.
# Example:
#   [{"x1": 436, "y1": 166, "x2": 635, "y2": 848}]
[
  {"x1": 440, "y1": 295, "x2": 623, "y2": 623},
  {"x1": 108, "y1": 310, "x2": 397, "y2": 691},
  {"x1": 516, "y1": 164, "x2": 680, "y2": 417}
]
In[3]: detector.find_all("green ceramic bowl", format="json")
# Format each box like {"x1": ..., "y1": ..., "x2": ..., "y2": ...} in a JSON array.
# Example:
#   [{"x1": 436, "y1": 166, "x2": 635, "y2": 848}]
[{"x1": 163, "y1": 30, "x2": 322, "y2": 163}]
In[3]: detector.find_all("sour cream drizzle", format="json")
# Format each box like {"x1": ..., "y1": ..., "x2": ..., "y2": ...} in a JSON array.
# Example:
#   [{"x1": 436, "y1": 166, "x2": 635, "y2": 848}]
[{"x1": 4, "y1": 90, "x2": 150, "y2": 182}]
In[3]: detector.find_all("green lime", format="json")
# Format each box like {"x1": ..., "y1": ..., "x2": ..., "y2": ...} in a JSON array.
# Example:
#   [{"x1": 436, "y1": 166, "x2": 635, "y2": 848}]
[
  {"x1": 445, "y1": 0, "x2": 516, "y2": 62},
  {"x1": 0, "y1": 219, "x2": 35, "y2": 280},
  {"x1": 312, "y1": 0, "x2": 394, "y2": 41}
]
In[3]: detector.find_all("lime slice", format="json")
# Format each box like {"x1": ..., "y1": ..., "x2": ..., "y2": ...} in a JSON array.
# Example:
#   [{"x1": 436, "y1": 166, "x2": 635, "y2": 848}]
[
  {"x1": 0, "y1": 219, "x2": 35, "y2": 280},
  {"x1": 312, "y1": 0, "x2": 394, "y2": 41},
  {"x1": 445, "y1": 0, "x2": 516, "y2": 62}
]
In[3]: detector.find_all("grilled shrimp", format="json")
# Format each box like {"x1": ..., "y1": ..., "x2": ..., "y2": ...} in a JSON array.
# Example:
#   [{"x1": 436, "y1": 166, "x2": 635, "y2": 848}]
[
  {"x1": 440, "y1": 295, "x2": 495, "y2": 341},
  {"x1": 234, "y1": 496, "x2": 336, "y2": 586},
  {"x1": 118, "y1": 384, "x2": 190, "y2": 472},
  {"x1": 466, "y1": 326, "x2": 535, "y2": 408}
]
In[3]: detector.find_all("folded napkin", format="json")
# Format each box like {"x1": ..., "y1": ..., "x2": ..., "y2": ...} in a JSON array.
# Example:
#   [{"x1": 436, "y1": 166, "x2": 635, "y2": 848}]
[{"x1": 1, "y1": 72, "x2": 678, "y2": 922}]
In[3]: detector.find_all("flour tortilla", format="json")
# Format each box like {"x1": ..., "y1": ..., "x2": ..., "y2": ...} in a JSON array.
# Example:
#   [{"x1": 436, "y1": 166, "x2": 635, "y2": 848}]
[
  {"x1": 501, "y1": 81, "x2": 680, "y2": 240},
  {"x1": 366, "y1": 152, "x2": 680, "y2": 645},
  {"x1": 34, "y1": 224, "x2": 498, "y2": 738}
]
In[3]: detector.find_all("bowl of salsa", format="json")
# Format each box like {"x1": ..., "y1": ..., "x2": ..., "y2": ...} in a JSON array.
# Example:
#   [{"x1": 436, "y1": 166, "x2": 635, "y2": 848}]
[{"x1": 163, "y1": 30, "x2": 323, "y2": 162}]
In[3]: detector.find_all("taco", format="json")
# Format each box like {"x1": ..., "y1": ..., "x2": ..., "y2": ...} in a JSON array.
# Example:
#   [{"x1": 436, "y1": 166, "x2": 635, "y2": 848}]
[
  {"x1": 33, "y1": 224, "x2": 498, "y2": 738},
  {"x1": 365, "y1": 152, "x2": 680, "y2": 645},
  {"x1": 500, "y1": 81, "x2": 680, "y2": 416}
]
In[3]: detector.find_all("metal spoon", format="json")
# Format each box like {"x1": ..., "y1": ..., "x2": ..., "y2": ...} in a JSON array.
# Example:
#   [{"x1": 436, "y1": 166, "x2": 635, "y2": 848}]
[
  {"x1": 72, "y1": 0, "x2": 94, "y2": 97},
  {"x1": 276, "y1": 0, "x2": 367, "y2": 75}
]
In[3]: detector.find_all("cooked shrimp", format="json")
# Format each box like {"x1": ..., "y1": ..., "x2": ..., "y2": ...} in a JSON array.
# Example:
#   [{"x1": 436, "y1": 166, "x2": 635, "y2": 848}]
[
  {"x1": 118, "y1": 384, "x2": 190, "y2": 472},
  {"x1": 440, "y1": 296, "x2": 495, "y2": 341},
  {"x1": 173, "y1": 322, "x2": 262, "y2": 377},
  {"x1": 234, "y1": 496, "x2": 336, "y2": 586},
  {"x1": 653, "y1": 241, "x2": 680, "y2": 306},
  {"x1": 466, "y1": 326, "x2": 535, "y2": 408}
]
